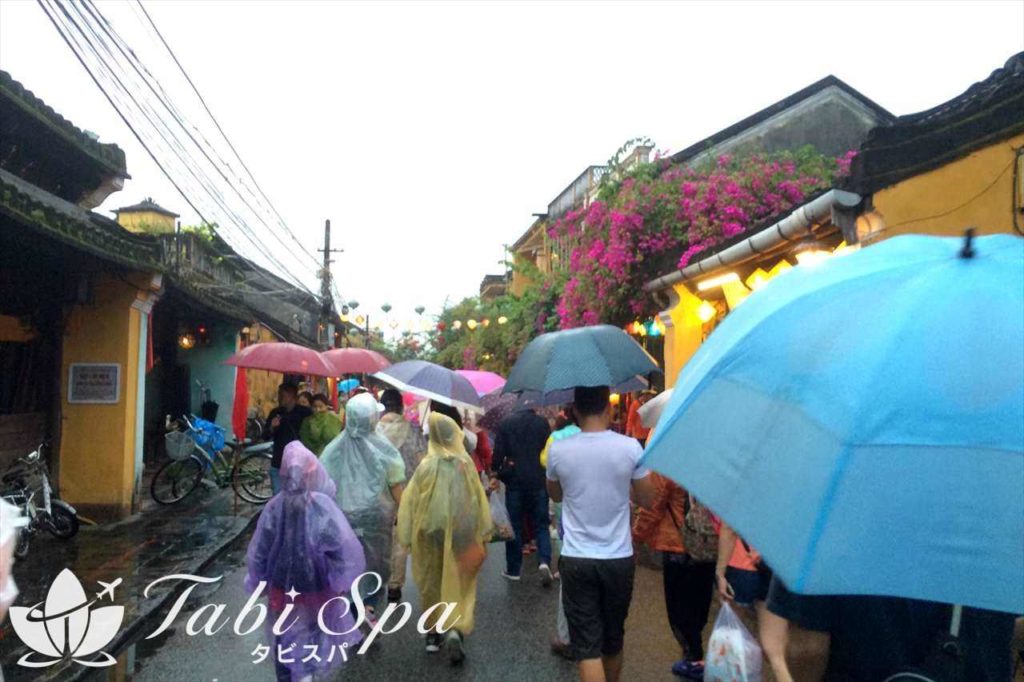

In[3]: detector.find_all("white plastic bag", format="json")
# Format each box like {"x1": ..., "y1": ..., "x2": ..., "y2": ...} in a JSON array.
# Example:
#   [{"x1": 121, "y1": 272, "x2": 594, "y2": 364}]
[
  {"x1": 704, "y1": 603, "x2": 763, "y2": 682},
  {"x1": 488, "y1": 482, "x2": 514, "y2": 542}
]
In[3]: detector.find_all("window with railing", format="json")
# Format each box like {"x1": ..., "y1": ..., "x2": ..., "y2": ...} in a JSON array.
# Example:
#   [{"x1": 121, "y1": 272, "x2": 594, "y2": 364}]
[{"x1": 548, "y1": 165, "x2": 609, "y2": 220}]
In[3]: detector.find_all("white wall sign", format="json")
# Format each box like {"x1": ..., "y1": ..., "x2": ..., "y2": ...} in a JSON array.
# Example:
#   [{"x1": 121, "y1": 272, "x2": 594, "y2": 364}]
[{"x1": 68, "y1": 363, "x2": 121, "y2": 404}]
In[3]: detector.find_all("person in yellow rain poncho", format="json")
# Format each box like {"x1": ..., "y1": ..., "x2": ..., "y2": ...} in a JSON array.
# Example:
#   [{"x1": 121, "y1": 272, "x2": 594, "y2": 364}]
[{"x1": 397, "y1": 411, "x2": 492, "y2": 666}]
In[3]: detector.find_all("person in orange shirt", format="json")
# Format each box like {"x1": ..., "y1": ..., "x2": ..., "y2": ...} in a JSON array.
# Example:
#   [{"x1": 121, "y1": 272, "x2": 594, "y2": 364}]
[
  {"x1": 625, "y1": 391, "x2": 655, "y2": 445},
  {"x1": 633, "y1": 472, "x2": 715, "y2": 677},
  {"x1": 715, "y1": 522, "x2": 793, "y2": 682}
]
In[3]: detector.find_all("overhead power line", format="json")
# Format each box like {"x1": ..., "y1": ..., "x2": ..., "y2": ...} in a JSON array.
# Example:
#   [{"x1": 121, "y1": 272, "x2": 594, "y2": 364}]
[
  {"x1": 133, "y1": 0, "x2": 302, "y2": 256},
  {"x1": 36, "y1": 0, "x2": 320, "y2": 293}
]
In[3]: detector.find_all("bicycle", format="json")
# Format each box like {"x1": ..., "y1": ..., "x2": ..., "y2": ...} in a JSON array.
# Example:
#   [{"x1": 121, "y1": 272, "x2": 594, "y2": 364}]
[{"x1": 150, "y1": 414, "x2": 273, "y2": 505}]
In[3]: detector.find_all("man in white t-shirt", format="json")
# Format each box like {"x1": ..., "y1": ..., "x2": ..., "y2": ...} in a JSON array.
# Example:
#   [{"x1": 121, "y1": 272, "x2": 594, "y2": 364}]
[{"x1": 546, "y1": 386, "x2": 656, "y2": 682}]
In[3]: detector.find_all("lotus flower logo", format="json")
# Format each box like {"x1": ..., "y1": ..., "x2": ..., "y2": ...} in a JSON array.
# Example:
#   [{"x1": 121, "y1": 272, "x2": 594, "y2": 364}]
[{"x1": 9, "y1": 569, "x2": 124, "y2": 668}]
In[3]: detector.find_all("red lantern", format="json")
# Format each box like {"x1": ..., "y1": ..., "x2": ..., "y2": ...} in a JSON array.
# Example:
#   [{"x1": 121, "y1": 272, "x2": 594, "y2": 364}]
[{"x1": 437, "y1": 321, "x2": 448, "y2": 331}]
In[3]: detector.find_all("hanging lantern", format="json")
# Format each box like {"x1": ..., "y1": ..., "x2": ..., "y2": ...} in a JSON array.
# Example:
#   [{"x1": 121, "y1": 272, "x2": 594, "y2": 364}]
[
  {"x1": 414, "y1": 305, "x2": 426, "y2": 315},
  {"x1": 355, "y1": 315, "x2": 366, "y2": 326},
  {"x1": 466, "y1": 319, "x2": 478, "y2": 330},
  {"x1": 390, "y1": 320, "x2": 399, "y2": 330},
  {"x1": 497, "y1": 316, "x2": 508, "y2": 325},
  {"x1": 381, "y1": 303, "x2": 393, "y2": 314},
  {"x1": 453, "y1": 320, "x2": 462, "y2": 330},
  {"x1": 482, "y1": 318, "x2": 490, "y2": 327},
  {"x1": 437, "y1": 321, "x2": 447, "y2": 332},
  {"x1": 178, "y1": 333, "x2": 196, "y2": 350}
]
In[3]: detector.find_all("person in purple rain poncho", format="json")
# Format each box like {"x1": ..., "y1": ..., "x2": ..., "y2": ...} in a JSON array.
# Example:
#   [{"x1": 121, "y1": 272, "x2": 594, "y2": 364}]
[{"x1": 245, "y1": 441, "x2": 366, "y2": 682}]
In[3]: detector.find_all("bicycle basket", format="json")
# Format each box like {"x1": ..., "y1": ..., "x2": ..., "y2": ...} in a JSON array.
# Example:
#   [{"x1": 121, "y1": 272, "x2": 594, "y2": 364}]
[{"x1": 165, "y1": 431, "x2": 195, "y2": 461}]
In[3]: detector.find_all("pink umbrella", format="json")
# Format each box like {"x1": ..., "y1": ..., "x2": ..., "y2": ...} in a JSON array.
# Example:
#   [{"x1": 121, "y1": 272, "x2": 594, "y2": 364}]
[
  {"x1": 322, "y1": 348, "x2": 391, "y2": 374},
  {"x1": 456, "y1": 370, "x2": 507, "y2": 396},
  {"x1": 225, "y1": 342, "x2": 337, "y2": 377}
]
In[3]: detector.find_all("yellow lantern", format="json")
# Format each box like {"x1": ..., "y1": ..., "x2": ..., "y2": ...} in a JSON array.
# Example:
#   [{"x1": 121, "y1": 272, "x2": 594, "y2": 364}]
[
  {"x1": 497, "y1": 316, "x2": 508, "y2": 325},
  {"x1": 697, "y1": 300, "x2": 717, "y2": 323},
  {"x1": 609, "y1": 392, "x2": 621, "y2": 406},
  {"x1": 467, "y1": 319, "x2": 478, "y2": 330},
  {"x1": 453, "y1": 320, "x2": 462, "y2": 330}
]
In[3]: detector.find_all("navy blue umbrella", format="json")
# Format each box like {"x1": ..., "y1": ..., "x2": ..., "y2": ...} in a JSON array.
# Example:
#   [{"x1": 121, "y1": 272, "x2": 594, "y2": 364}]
[
  {"x1": 373, "y1": 360, "x2": 482, "y2": 411},
  {"x1": 504, "y1": 325, "x2": 660, "y2": 395}
]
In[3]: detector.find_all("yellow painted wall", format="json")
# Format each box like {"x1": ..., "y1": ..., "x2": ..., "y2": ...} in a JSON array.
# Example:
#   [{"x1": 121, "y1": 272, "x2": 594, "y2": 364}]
[
  {"x1": 59, "y1": 274, "x2": 143, "y2": 518},
  {"x1": 864, "y1": 133, "x2": 1024, "y2": 243},
  {"x1": 245, "y1": 323, "x2": 284, "y2": 418},
  {"x1": 660, "y1": 283, "x2": 707, "y2": 388},
  {"x1": 116, "y1": 210, "x2": 176, "y2": 235},
  {"x1": 509, "y1": 254, "x2": 536, "y2": 297}
]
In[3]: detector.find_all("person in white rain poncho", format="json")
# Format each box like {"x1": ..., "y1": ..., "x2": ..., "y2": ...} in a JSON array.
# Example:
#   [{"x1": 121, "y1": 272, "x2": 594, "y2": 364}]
[{"x1": 319, "y1": 392, "x2": 407, "y2": 614}]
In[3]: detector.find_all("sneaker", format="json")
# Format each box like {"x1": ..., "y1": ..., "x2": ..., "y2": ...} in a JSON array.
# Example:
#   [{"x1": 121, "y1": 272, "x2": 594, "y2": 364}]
[
  {"x1": 501, "y1": 571, "x2": 521, "y2": 581},
  {"x1": 550, "y1": 638, "x2": 573, "y2": 660},
  {"x1": 671, "y1": 659, "x2": 704, "y2": 679},
  {"x1": 445, "y1": 630, "x2": 465, "y2": 665},
  {"x1": 539, "y1": 563, "x2": 553, "y2": 587},
  {"x1": 425, "y1": 632, "x2": 443, "y2": 653}
]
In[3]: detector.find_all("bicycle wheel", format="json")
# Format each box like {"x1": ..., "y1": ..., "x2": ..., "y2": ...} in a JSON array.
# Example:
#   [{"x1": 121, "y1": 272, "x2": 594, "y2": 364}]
[
  {"x1": 232, "y1": 453, "x2": 273, "y2": 504},
  {"x1": 151, "y1": 456, "x2": 204, "y2": 504},
  {"x1": 46, "y1": 504, "x2": 79, "y2": 539}
]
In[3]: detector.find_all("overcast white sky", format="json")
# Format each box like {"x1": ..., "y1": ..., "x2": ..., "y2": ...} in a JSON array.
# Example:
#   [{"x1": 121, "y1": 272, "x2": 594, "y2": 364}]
[{"x1": 1, "y1": 0, "x2": 1022, "y2": 325}]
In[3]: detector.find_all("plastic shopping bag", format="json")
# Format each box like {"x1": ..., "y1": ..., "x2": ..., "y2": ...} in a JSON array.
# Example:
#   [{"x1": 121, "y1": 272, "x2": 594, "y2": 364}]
[
  {"x1": 488, "y1": 483, "x2": 514, "y2": 542},
  {"x1": 704, "y1": 603, "x2": 763, "y2": 682}
]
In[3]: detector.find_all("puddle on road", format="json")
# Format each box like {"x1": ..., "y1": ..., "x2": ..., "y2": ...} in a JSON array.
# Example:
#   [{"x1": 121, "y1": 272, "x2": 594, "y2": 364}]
[{"x1": 76, "y1": 531, "x2": 252, "y2": 682}]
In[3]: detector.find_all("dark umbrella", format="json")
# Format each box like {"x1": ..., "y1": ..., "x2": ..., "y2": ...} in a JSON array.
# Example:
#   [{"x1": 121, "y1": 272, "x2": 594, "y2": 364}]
[
  {"x1": 514, "y1": 375, "x2": 649, "y2": 407},
  {"x1": 504, "y1": 325, "x2": 660, "y2": 395},
  {"x1": 373, "y1": 360, "x2": 482, "y2": 411},
  {"x1": 477, "y1": 391, "x2": 519, "y2": 431}
]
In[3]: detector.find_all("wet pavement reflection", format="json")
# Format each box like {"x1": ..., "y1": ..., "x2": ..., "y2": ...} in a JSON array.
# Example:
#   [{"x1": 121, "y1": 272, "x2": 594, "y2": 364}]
[{"x1": 1, "y1": 485, "x2": 260, "y2": 682}]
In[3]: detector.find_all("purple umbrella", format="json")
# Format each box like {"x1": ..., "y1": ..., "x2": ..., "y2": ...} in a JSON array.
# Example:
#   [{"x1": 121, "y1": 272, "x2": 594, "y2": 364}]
[{"x1": 372, "y1": 360, "x2": 482, "y2": 412}]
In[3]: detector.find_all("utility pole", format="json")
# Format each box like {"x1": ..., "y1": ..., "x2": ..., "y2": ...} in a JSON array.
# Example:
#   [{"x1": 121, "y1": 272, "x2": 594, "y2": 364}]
[{"x1": 318, "y1": 219, "x2": 343, "y2": 349}]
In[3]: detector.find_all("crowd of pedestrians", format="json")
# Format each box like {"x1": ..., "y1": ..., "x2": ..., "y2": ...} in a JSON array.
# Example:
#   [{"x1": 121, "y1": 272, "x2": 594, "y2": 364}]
[{"x1": 245, "y1": 379, "x2": 1018, "y2": 682}]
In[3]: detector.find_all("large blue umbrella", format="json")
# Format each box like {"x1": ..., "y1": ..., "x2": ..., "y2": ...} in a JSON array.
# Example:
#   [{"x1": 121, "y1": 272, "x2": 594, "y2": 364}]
[
  {"x1": 503, "y1": 325, "x2": 660, "y2": 395},
  {"x1": 373, "y1": 360, "x2": 482, "y2": 412},
  {"x1": 642, "y1": 233, "x2": 1023, "y2": 614}
]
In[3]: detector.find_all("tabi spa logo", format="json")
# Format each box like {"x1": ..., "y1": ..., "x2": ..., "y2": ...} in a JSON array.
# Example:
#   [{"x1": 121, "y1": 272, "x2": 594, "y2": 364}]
[
  {"x1": 9, "y1": 569, "x2": 125, "y2": 668},
  {"x1": 9, "y1": 570, "x2": 458, "y2": 669}
]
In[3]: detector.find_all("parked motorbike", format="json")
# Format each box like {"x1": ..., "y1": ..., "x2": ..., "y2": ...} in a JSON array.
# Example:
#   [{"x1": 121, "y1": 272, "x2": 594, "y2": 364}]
[{"x1": 1, "y1": 443, "x2": 79, "y2": 558}]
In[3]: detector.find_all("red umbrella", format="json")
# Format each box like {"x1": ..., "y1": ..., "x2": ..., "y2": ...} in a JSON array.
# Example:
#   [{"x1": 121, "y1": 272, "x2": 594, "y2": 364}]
[
  {"x1": 224, "y1": 342, "x2": 337, "y2": 377},
  {"x1": 321, "y1": 348, "x2": 391, "y2": 374}
]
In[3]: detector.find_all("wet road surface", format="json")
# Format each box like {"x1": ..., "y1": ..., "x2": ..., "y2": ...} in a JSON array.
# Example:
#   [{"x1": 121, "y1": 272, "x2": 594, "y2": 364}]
[{"x1": 101, "y1": 529, "x2": 689, "y2": 682}]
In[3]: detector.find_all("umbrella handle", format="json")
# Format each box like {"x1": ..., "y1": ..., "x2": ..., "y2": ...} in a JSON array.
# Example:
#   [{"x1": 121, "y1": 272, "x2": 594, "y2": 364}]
[{"x1": 949, "y1": 604, "x2": 962, "y2": 637}]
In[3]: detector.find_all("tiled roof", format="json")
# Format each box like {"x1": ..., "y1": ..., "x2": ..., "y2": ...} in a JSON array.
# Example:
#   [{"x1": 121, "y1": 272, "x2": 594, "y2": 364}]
[
  {"x1": 0, "y1": 70, "x2": 128, "y2": 179},
  {"x1": 670, "y1": 76, "x2": 895, "y2": 165},
  {"x1": 0, "y1": 167, "x2": 161, "y2": 270},
  {"x1": 114, "y1": 197, "x2": 180, "y2": 218},
  {"x1": 848, "y1": 52, "x2": 1024, "y2": 193}
]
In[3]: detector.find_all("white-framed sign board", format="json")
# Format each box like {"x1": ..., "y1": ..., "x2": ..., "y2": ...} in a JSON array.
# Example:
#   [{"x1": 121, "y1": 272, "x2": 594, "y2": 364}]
[{"x1": 68, "y1": 363, "x2": 121, "y2": 404}]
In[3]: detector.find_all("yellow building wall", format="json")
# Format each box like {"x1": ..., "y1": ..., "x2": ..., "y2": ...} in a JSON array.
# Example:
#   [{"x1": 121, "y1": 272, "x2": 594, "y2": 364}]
[
  {"x1": 116, "y1": 210, "x2": 176, "y2": 235},
  {"x1": 59, "y1": 273, "x2": 144, "y2": 519},
  {"x1": 245, "y1": 323, "x2": 284, "y2": 418},
  {"x1": 865, "y1": 133, "x2": 1024, "y2": 243},
  {"x1": 659, "y1": 283, "x2": 707, "y2": 388}
]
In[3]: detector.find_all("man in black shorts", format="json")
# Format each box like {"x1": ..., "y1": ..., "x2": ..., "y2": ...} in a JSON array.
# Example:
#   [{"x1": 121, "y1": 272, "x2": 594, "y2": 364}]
[{"x1": 546, "y1": 387, "x2": 656, "y2": 682}]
